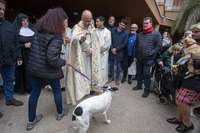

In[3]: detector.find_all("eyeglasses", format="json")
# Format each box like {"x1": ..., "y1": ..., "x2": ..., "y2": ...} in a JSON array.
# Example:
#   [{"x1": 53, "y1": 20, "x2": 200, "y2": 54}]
[
  {"x1": 192, "y1": 30, "x2": 200, "y2": 33},
  {"x1": 131, "y1": 27, "x2": 137, "y2": 29},
  {"x1": 22, "y1": 18, "x2": 29, "y2": 22}
]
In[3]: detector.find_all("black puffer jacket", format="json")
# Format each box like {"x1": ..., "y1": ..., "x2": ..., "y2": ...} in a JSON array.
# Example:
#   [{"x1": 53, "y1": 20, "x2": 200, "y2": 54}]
[
  {"x1": 135, "y1": 30, "x2": 162, "y2": 60},
  {"x1": 27, "y1": 32, "x2": 66, "y2": 79}
]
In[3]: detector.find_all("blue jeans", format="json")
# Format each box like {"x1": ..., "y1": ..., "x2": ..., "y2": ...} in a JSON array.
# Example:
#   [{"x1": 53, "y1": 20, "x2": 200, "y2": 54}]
[
  {"x1": 0, "y1": 65, "x2": 15, "y2": 101},
  {"x1": 28, "y1": 76, "x2": 63, "y2": 122},
  {"x1": 110, "y1": 60, "x2": 121, "y2": 80},
  {"x1": 137, "y1": 60, "x2": 153, "y2": 92}
]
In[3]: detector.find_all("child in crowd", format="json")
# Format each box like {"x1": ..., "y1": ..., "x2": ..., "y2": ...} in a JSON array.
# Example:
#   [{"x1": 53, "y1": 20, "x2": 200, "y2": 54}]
[{"x1": 155, "y1": 43, "x2": 183, "y2": 97}]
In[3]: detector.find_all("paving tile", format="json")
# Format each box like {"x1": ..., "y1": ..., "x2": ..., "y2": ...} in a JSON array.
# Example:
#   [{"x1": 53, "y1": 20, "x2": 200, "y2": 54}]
[{"x1": 0, "y1": 80, "x2": 200, "y2": 133}]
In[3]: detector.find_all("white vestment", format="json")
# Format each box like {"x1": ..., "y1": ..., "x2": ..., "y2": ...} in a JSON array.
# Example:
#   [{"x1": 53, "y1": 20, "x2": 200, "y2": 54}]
[
  {"x1": 65, "y1": 21, "x2": 102, "y2": 105},
  {"x1": 96, "y1": 27, "x2": 111, "y2": 85},
  {"x1": 60, "y1": 27, "x2": 72, "y2": 88}
]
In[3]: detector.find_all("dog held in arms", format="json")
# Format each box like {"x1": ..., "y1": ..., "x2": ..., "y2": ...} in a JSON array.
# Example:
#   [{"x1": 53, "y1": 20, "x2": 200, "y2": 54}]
[
  {"x1": 72, "y1": 86, "x2": 119, "y2": 133},
  {"x1": 176, "y1": 37, "x2": 200, "y2": 79}
]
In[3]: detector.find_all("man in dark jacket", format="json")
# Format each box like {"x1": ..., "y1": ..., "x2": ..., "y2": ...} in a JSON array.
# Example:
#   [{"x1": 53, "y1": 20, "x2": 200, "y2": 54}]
[
  {"x1": 0, "y1": 0, "x2": 23, "y2": 112},
  {"x1": 107, "y1": 18, "x2": 128, "y2": 85},
  {"x1": 106, "y1": 15, "x2": 116, "y2": 31},
  {"x1": 133, "y1": 17, "x2": 162, "y2": 98}
]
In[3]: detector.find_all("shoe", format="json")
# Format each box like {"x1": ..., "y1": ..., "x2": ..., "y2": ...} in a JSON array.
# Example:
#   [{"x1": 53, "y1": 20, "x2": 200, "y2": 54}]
[
  {"x1": 132, "y1": 86, "x2": 142, "y2": 90},
  {"x1": 61, "y1": 87, "x2": 65, "y2": 91},
  {"x1": 107, "y1": 78, "x2": 114, "y2": 83},
  {"x1": 141, "y1": 91, "x2": 149, "y2": 98},
  {"x1": 132, "y1": 77, "x2": 137, "y2": 80},
  {"x1": 166, "y1": 117, "x2": 182, "y2": 125},
  {"x1": 0, "y1": 111, "x2": 2, "y2": 118},
  {"x1": 90, "y1": 90, "x2": 96, "y2": 95},
  {"x1": 128, "y1": 79, "x2": 132, "y2": 84},
  {"x1": 115, "y1": 80, "x2": 119, "y2": 85},
  {"x1": 6, "y1": 98, "x2": 24, "y2": 106},
  {"x1": 121, "y1": 79, "x2": 125, "y2": 83},
  {"x1": 0, "y1": 86, "x2": 4, "y2": 93},
  {"x1": 26, "y1": 114, "x2": 43, "y2": 130},
  {"x1": 56, "y1": 108, "x2": 69, "y2": 121},
  {"x1": 176, "y1": 123, "x2": 194, "y2": 132}
]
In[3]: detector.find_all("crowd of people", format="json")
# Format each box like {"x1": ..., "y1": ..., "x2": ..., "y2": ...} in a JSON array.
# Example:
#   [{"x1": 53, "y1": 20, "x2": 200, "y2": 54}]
[{"x1": 0, "y1": 0, "x2": 199, "y2": 132}]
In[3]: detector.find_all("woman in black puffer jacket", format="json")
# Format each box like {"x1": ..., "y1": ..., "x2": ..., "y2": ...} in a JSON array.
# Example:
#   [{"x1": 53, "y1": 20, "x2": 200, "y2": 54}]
[
  {"x1": 26, "y1": 7, "x2": 68, "y2": 130},
  {"x1": 166, "y1": 22, "x2": 200, "y2": 133}
]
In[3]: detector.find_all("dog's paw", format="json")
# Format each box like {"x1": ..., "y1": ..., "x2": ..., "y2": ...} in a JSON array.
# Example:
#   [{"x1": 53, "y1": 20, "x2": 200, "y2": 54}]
[{"x1": 106, "y1": 120, "x2": 111, "y2": 124}]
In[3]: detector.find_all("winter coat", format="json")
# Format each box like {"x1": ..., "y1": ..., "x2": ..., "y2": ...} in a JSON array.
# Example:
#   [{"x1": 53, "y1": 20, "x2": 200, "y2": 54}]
[
  {"x1": 109, "y1": 28, "x2": 128, "y2": 61},
  {"x1": 0, "y1": 20, "x2": 21, "y2": 66},
  {"x1": 156, "y1": 50, "x2": 182, "y2": 75},
  {"x1": 27, "y1": 32, "x2": 66, "y2": 79},
  {"x1": 135, "y1": 30, "x2": 162, "y2": 60}
]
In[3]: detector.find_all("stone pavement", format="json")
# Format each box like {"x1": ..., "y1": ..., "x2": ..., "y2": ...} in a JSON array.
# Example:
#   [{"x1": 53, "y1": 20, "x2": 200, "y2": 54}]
[{"x1": 0, "y1": 80, "x2": 200, "y2": 133}]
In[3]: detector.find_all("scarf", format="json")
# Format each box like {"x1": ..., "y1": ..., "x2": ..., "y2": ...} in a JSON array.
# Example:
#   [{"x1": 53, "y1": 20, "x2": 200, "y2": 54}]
[{"x1": 142, "y1": 26, "x2": 154, "y2": 34}]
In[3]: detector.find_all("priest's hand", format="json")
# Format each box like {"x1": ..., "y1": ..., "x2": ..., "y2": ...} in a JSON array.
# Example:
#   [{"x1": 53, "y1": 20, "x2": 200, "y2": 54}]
[
  {"x1": 79, "y1": 35, "x2": 86, "y2": 44},
  {"x1": 86, "y1": 49, "x2": 92, "y2": 56}
]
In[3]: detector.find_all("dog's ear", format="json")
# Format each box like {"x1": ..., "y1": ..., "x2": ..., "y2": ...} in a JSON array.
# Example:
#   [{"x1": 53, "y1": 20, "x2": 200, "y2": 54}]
[
  {"x1": 111, "y1": 87, "x2": 119, "y2": 91},
  {"x1": 185, "y1": 38, "x2": 190, "y2": 44}
]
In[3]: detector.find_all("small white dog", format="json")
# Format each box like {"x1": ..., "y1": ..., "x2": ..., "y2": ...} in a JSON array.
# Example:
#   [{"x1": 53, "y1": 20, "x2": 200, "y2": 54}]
[{"x1": 72, "y1": 86, "x2": 119, "y2": 133}]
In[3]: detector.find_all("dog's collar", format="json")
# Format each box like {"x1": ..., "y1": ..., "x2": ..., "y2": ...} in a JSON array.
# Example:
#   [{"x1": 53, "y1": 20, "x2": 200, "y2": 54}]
[
  {"x1": 101, "y1": 87, "x2": 108, "y2": 91},
  {"x1": 186, "y1": 42, "x2": 198, "y2": 47}
]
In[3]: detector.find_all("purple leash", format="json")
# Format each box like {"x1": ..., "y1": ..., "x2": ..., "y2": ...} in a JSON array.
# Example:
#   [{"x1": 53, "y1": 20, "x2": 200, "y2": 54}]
[{"x1": 68, "y1": 63, "x2": 100, "y2": 87}]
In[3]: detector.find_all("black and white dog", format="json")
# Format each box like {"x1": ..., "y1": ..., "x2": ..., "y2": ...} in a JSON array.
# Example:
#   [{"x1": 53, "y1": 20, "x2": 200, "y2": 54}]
[{"x1": 72, "y1": 86, "x2": 119, "y2": 133}]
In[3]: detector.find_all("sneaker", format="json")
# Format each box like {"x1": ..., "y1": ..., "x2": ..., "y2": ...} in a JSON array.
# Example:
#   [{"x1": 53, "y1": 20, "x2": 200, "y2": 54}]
[
  {"x1": 166, "y1": 117, "x2": 182, "y2": 125},
  {"x1": 132, "y1": 86, "x2": 142, "y2": 90},
  {"x1": 26, "y1": 114, "x2": 43, "y2": 130},
  {"x1": 56, "y1": 108, "x2": 69, "y2": 121},
  {"x1": 128, "y1": 79, "x2": 132, "y2": 84},
  {"x1": 107, "y1": 78, "x2": 114, "y2": 83},
  {"x1": 6, "y1": 98, "x2": 24, "y2": 106},
  {"x1": 115, "y1": 80, "x2": 119, "y2": 85},
  {"x1": 121, "y1": 79, "x2": 125, "y2": 83},
  {"x1": 0, "y1": 111, "x2": 3, "y2": 118},
  {"x1": 141, "y1": 91, "x2": 149, "y2": 98}
]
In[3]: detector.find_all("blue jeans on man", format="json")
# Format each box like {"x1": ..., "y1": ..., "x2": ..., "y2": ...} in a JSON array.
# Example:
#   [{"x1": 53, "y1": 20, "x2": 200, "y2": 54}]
[
  {"x1": 109, "y1": 60, "x2": 121, "y2": 85},
  {"x1": 28, "y1": 76, "x2": 63, "y2": 122},
  {"x1": 0, "y1": 65, "x2": 15, "y2": 101},
  {"x1": 0, "y1": 65, "x2": 23, "y2": 106},
  {"x1": 134, "y1": 59, "x2": 153, "y2": 98}
]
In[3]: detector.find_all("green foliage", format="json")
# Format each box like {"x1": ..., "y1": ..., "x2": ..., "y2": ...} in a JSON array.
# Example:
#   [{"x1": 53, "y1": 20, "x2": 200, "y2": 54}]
[{"x1": 171, "y1": 0, "x2": 200, "y2": 36}]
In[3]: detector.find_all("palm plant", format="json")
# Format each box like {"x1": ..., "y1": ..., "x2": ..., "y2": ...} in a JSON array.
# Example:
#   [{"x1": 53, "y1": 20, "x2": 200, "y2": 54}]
[{"x1": 171, "y1": 0, "x2": 200, "y2": 36}]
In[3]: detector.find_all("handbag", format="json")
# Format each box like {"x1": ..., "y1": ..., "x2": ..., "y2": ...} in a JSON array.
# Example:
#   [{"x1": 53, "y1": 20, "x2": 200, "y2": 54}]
[
  {"x1": 128, "y1": 62, "x2": 136, "y2": 75},
  {"x1": 172, "y1": 66, "x2": 184, "y2": 89}
]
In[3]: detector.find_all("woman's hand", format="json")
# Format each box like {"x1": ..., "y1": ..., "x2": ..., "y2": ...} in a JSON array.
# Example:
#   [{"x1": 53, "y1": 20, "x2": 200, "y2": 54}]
[
  {"x1": 158, "y1": 61, "x2": 163, "y2": 67},
  {"x1": 25, "y1": 42, "x2": 31, "y2": 48}
]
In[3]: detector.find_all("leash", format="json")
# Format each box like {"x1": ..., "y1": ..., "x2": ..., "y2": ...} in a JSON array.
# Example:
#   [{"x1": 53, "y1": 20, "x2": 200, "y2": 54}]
[{"x1": 68, "y1": 63, "x2": 101, "y2": 88}]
